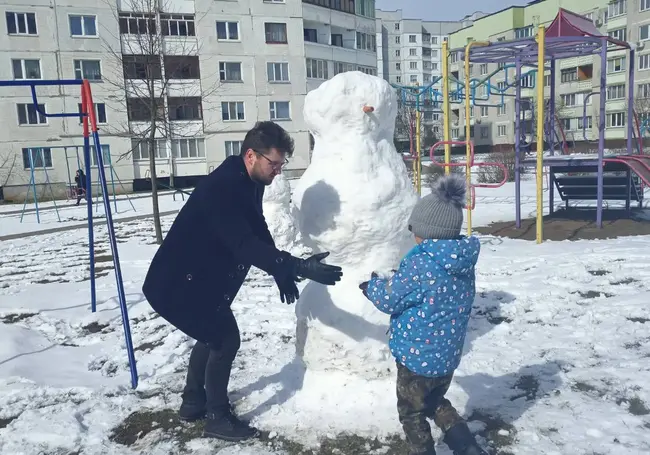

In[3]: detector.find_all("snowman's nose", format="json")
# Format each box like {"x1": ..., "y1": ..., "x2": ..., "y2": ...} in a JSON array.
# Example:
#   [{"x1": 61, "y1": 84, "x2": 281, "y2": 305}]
[{"x1": 363, "y1": 105, "x2": 374, "y2": 113}]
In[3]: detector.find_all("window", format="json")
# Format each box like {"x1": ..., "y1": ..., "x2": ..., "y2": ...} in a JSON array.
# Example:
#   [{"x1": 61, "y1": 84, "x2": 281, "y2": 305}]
[
  {"x1": 89, "y1": 144, "x2": 111, "y2": 166},
  {"x1": 561, "y1": 93, "x2": 577, "y2": 107},
  {"x1": 123, "y1": 55, "x2": 162, "y2": 79},
  {"x1": 640, "y1": 54, "x2": 650, "y2": 70},
  {"x1": 480, "y1": 106, "x2": 488, "y2": 117},
  {"x1": 432, "y1": 36, "x2": 438, "y2": 45},
  {"x1": 165, "y1": 56, "x2": 201, "y2": 79},
  {"x1": 561, "y1": 68, "x2": 578, "y2": 82},
  {"x1": 639, "y1": 82, "x2": 650, "y2": 98},
  {"x1": 410, "y1": 75, "x2": 417, "y2": 83},
  {"x1": 225, "y1": 141, "x2": 242, "y2": 158},
  {"x1": 432, "y1": 50, "x2": 438, "y2": 58},
  {"x1": 268, "y1": 62, "x2": 289, "y2": 82},
  {"x1": 74, "y1": 60, "x2": 102, "y2": 80},
  {"x1": 332, "y1": 34, "x2": 343, "y2": 46},
  {"x1": 304, "y1": 28, "x2": 317, "y2": 43},
  {"x1": 222, "y1": 101, "x2": 245, "y2": 121},
  {"x1": 396, "y1": 76, "x2": 401, "y2": 83},
  {"x1": 409, "y1": 48, "x2": 417, "y2": 56},
  {"x1": 77, "y1": 103, "x2": 107, "y2": 124},
  {"x1": 607, "y1": 112, "x2": 625, "y2": 127},
  {"x1": 69, "y1": 15, "x2": 97, "y2": 37},
  {"x1": 219, "y1": 62, "x2": 242, "y2": 81},
  {"x1": 410, "y1": 62, "x2": 417, "y2": 70},
  {"x1": 356, "y1": 32, "x2": 376, "y2": 51},
  {"x1": 607, "y1": 57, "x2": 626, "y2": 73},
  {"x1": 608, "y1": 28, "x2": 626, "y2": 43},
  {"x1": 395, "y1": 49, "x2": 400, "y2": 57},
  {"x1": 451, "y1": 128, "x2": 459, "y2": 138},
  {"x1": 607, "y1": 0, "x2": 626, "y2": 18},
  {"x1": 302, "y1": 0, "x2": 355, "y2": 14},
  {"x1": 357, "y1": 65, "x2": 376, "y2": 75},
  {"x1": 6, "y1": 12, "x2": 37, "y2": 35},
  {"x1": 12, "y1": 59, "x2": 41, "y2": 79},
  {"x1": 432, "y1": 63, "x2": 438, "y2": 70},
  {"x1": 131, "y1": 138, "x2": 167, "y2": 160},
  {"x1": 118, "y1": 13, "x2": 156, "y2": 35},
  {"x1": 481, "y1": 127, "x2": 488, "y2": 138},
  {"x1": 497, "y1": 125, "x2": 507, "y2": 136},
  {"x1": 168, "y1": 97, "x2": 202, "y2": 120},
  {"x1": 127, "y1": 98, "x2": 164, "y2": 122},
  {"x1": 641, "y1": 25, "x2": 650, "y2": 41},
  {"x1": 216, "y1": 21, "x2": 239, "y2": 40},
  {"x1": 334, "y1": 61, "x2": 355, "y2": 75},
  {"x1": 395, "y1": 36, "x2": 400, "y2": 44},
  {"x1": 160, "y1": 14, "x2": 195, "y2": 36},
  {"x1": 269, "y1": 101, "x2": 290, "y2": 120},
  {"x1": 409, "y1": 35, "x2": 416, "y2": 43},
  {"x1": 22, "y1": 148, "x2": 51, "y2": 169},
  {"x1": 607, "y1": 84, "x2": 626, "y2": 100},
  {"x1": 396, "y1": 63, "x2": 401, "y2": 70},
  {"x1": 578, "y1": 116, "x2": 593, "y2": 130},
  {"x1": 544, "y1": 74, "x2": 552, "y2": 86},
  {"x1": 642, "y1": 0, "x2": 650, "y2": 11},
  {"x1": 172, "y1": 138, "x2": 205, "y2": 158},
  {"x1": 17, "y1": 103, "x2": 46, "y2": 125},
  {"x1": 306, "y1": 58, "x2": 328, "y2": 79},
  {"x1": 423, "y1": 33, "x2": 430, "y2": 43},
  {"x1": 515, "y1": 26, "x2": 533, "y2": 38},
  {"x1": 356, "y1": 0, "x2": 376, "y2": 18},
  {"x1": 394, "y1": 23, "x2": 400, "y2": 31},
  {"x1": 498, "y1": 103, "x2": 507, "y2": 116},
  {"x1": 265, "y1": 22, "x2": 287, "y2": 43},
  {"x1": 480, "y1": 64, "x2": 488, "y2": 75}
]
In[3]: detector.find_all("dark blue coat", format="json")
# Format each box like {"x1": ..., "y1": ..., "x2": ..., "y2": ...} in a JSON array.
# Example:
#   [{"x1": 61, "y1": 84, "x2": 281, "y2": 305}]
[{"x1": 142, "y1": 155, "x2": 293, "y2": 343}]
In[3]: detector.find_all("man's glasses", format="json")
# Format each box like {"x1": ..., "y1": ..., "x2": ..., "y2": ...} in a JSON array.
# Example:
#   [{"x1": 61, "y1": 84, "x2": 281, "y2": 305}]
[{"x1": 254, "y1": 150, "x2": 288, "y2": 170}]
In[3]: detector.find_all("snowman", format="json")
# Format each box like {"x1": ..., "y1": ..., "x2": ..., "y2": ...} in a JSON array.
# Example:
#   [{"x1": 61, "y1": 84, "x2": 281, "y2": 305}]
[{"x1": 292, "y1": 71, "x2": 418, "y2": 379}]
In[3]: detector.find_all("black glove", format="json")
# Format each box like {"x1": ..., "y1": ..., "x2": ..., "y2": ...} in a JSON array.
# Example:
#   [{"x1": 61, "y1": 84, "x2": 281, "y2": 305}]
[
  {"x1": 292, "y1": 252, "x2": 342, "y2": 285},
  {"x1": 275, "y1": 276, "x2": 299, "y2": 305}
]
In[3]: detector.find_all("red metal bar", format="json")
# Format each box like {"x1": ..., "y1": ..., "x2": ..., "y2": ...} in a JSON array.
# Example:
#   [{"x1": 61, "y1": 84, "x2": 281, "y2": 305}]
[
  {"x1": 81, "y1": 83, "x2": 89, "y2": 138},
  {"x1": 82, "y1": 80, "x2": 98, "y2": 133}
]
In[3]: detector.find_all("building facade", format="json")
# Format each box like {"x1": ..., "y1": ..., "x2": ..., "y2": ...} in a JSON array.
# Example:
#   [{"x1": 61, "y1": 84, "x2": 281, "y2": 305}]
[
  {"x1": 0, "y1": 0, "x2": 377, "y2": 202},
  {"x1": 446, "y1": 0, "x2": 647, "y2": 153}
]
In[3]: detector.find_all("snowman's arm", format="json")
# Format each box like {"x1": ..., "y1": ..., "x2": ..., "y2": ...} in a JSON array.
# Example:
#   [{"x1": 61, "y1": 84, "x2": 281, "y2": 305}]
[{"x1": 366, "y1": 259, "x2": 421, "y2": 315}]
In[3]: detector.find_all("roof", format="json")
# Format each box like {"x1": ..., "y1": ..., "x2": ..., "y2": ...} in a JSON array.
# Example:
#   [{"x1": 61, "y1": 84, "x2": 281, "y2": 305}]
[{"x1": 450, "y1": 8, "x2": 630, "y2": 64}]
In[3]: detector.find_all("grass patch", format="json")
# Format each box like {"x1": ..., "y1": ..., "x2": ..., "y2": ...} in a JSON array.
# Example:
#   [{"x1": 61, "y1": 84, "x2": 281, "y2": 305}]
[
  {"x1": 511, "y1": 375, "x2": 540, "y2": 401},
  {"x1": 0, "y1": 415, "x2": 19, "y2": 429},
  {"x1": 617, "y1": 397, "x2": 650, "y2": 416},
  {"x1": 588, "y1": 270, "x2": 610, "y2": 276},
  {"x1": 1, "y1": 312, "x2": 37, "y2": 323},
  {"x1": 82, "y1": 321, "x2": 109, "y2": 334},
  {"x1": 573, "y1": 290, "x2": 613, "y2": 299},
  {"x1": 627, "y1": 317, "x2": 650, "y2": 324},
  {"x1": 611, "y1": 278, "x2": 639, "y2": 286},
  {"x1": 468, "y1": 410, "x2": 517, "y2": 449},
  {"x1": 135, "y1": 339, "x2": 165, "y2": 352},
  {"x1": 109, "y1": 408, "x2": 411, "y2": 454}
]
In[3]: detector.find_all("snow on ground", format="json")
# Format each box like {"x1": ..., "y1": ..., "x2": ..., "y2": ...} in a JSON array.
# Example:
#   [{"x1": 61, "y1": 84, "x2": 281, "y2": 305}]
[{"x1": 1, "y1": 179, "x2": 650, "y2": 454}]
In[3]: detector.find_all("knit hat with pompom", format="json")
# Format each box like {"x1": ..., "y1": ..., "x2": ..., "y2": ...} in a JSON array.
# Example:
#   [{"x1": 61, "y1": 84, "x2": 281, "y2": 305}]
[{"x1": 407, "y1": 174, "x2": 466, "y2": 239}]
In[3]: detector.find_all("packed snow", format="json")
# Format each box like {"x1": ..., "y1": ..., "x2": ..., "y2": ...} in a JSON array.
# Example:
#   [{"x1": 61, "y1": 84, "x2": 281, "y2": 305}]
[{"x1": 292, "y1": 72, "x2": 418, "y2": 378}]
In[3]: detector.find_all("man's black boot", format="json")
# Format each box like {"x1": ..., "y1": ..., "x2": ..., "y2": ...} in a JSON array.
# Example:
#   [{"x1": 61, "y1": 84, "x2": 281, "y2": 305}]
[
  {"x1": 203, "y1": 408, "x2": 258, "y2": 441},
  {"x1": 443, "y1": 422, "x2": 490, "y2": 455}
]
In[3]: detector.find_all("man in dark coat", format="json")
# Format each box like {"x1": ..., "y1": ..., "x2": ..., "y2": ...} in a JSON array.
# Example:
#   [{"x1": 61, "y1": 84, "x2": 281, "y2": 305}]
[{"x1": 142, "y1": 121, "x2": 342, "y2": 441}]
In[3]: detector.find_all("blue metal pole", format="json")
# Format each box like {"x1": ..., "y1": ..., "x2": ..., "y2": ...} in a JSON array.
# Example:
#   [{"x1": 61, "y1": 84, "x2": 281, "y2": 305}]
[
  {"x1": 105, "y1": 148, "x2": 119, "y2": 213},
  {"x1": 515, "y1": 58, "x2": 522, "y2": 228},
  {"x1": 41, "y1": 151, "x2": 61, "y2": 222},
  {"x1": 92, "y1": 129, "x2": 138, "y2": 389},
  {"x1": 628, "y1": 49, "x2": 635, "y2": 155},
  {"x1": 83, "y1": 135, "x2": 96, "y2": 313},
  {"x1": 597, "y1": 39, "x2": 607, "y2": 228},
  {"x1": 20, "y1": 149, "x2": 39, "y2": 223}
]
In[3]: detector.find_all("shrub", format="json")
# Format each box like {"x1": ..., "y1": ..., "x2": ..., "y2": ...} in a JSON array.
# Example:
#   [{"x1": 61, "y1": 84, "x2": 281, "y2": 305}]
[{"x1": 477, "y1": 149, "x2": 519, "y2": 184}]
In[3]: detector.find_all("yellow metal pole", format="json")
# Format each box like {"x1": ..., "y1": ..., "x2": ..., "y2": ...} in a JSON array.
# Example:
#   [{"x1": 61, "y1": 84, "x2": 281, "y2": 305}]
[
  {"x1": 442, "y1": 40, "x2": 451, "y2": 175},
  {"x1": 415, "y1": 83, "x2": 421, "y2": 195},
  {"x1": 464, "y1": 41, "x2": 489, "y2": 236},
  {"x1": 536, "y1": 25, "x2": 545, "y2": 244}
]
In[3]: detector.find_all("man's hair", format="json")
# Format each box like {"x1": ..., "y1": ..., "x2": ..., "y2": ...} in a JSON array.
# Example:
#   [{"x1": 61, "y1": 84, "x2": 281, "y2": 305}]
[{"x1": 240, "y1": 121, "x2": 294, "y2": 158}]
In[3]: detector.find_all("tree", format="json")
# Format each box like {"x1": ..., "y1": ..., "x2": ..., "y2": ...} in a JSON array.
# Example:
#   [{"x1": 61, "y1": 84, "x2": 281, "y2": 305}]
[
  {"x1": 394, "y1": 99, "x2": 440, "y2": 157},
  {"x1": 101, "y1": 0, "x2": 220, "y2": 244}
]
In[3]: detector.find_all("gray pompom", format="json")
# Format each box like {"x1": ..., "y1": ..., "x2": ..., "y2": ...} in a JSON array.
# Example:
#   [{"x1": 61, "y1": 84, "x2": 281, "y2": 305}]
[{"x1": 431, "y1": 174, "x2": 466, "y2": 208}]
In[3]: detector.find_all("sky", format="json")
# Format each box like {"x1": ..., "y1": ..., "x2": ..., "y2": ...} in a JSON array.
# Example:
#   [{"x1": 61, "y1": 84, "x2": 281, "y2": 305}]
[{"x1": 375, "y1": 0, "x2": 531, "y2": 22}]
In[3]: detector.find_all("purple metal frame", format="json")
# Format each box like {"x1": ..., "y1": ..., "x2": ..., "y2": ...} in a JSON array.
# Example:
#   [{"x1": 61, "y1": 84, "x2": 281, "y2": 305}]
[{"x1": 452, "y1": 34, "x2": 633, "y2": 229}]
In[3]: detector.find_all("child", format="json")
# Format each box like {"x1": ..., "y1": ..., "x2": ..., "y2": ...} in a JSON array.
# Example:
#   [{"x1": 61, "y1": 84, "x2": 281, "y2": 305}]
[{"x1": 360, "y1": 175, "x2": 487, "y2": 455}]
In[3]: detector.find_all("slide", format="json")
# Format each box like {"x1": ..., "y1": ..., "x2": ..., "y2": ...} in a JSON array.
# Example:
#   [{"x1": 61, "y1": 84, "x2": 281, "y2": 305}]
[{"x1": 604, "y1": 155, "x2": 650, "y2": 187}]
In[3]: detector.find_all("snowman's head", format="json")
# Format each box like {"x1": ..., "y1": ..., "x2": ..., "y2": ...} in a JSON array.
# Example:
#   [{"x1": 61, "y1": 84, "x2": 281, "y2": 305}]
[{"x1": 304, "y1": 71, "x2": 397, "y2": 141}]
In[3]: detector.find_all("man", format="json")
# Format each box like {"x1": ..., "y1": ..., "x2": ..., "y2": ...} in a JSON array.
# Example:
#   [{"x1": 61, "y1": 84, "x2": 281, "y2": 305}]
[{"x1": 142, "y1": 121, "x2": 343, "y2": 441}]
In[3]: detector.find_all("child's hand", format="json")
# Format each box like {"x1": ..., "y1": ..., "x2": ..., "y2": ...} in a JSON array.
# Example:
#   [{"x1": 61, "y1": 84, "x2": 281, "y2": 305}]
[{"x1": 359, "y1": 280, "x2": 369, "y2": 297}]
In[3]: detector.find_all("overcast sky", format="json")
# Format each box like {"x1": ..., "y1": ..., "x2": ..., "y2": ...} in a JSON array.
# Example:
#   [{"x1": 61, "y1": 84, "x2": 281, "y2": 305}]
[{"x1": 376, "y1": 0, "x2": 531, "y2": 21}]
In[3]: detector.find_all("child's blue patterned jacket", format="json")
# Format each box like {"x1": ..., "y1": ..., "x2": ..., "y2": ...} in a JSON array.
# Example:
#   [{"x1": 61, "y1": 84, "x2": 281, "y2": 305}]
[{"x1": 366, "y1": 236, "x2": 480, "y2": 378}]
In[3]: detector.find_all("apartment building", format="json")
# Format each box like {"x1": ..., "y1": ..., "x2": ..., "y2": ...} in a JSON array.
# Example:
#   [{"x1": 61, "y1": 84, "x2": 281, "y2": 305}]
[
  {"x1": 445, "y1": 0, "x2": 649, "y2": 153},
  {"x1": 0, "y1": 0, "x2": 377, "y2": 202}
]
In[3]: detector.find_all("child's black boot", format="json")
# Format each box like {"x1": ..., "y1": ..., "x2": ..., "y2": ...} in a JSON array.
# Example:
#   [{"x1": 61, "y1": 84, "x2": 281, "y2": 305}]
[{"x1": 443, "y1": 422, "x2": 490, "y2": 455}]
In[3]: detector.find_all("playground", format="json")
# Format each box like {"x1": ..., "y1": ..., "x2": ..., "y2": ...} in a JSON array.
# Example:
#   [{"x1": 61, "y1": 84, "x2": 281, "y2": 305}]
[{"x1": 0, "y1": 7, "x2": 649, "y2": 455}]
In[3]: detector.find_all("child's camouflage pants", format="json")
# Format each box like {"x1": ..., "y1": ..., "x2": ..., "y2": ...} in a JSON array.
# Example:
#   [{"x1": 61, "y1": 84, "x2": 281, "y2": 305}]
[{"x1": 396, "y1": 362, "x2": 464, "y2": 454}]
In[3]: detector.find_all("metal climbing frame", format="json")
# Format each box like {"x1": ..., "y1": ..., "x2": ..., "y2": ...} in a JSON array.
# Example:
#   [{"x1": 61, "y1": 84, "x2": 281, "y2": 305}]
[{"x1": 0, "y1": 78, "x2": 138, "y2": 389}]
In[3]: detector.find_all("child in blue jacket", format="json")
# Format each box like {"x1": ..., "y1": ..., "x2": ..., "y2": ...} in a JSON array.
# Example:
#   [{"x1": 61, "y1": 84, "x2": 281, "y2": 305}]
[{"x1": 360, "y1": 175, "x2": 488, "y2": 455}]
